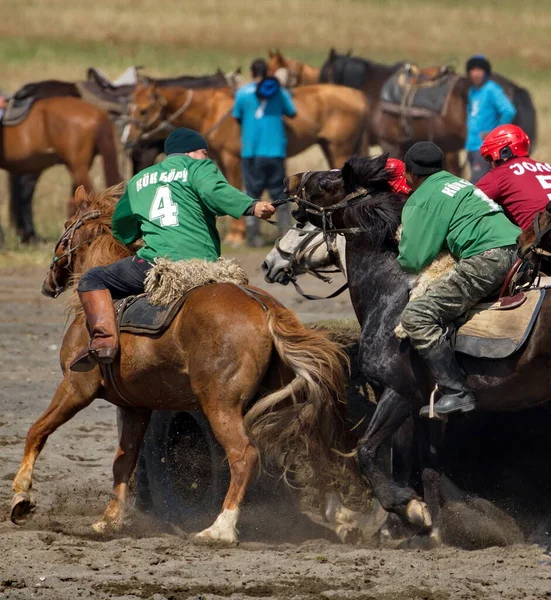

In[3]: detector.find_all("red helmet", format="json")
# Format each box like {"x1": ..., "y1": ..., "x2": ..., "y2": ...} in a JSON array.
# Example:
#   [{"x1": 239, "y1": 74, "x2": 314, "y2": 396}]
[
  {"x1": 386, "y1": 158, "x2": 411, "y2": 195},
  {"x1": 480, "y1": 124, "x2": 530, "y2": 163}
]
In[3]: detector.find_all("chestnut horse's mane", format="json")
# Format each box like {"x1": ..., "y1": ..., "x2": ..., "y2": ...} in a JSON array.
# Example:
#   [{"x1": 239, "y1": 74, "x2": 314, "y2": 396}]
[{"x1": 68, "y1": 182, "x2": 133, "y2": 319}]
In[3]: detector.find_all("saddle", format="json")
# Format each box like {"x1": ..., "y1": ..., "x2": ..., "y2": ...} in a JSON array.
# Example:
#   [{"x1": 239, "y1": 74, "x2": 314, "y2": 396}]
[
  {"x1": 453, "y1": 288, "x2": 546, "y2": 359},
  {"x1": 114, "y1": 293, "x2": 189, "y2": 336},
  {"x1": 3, "y1": 80, "x2": 80, "y2": 126},
  {"x1": 113, "y1": 285, "x2": 270, "y2": 337},
  {"x1": 380, "y1": 63, "x2": 459, "y2": 119},
  {"x1": 86, "y1": 66, "x2": 139, "y2": 90},
  {"x1": 76, "y1": 67, "x2": 138, "y2": 115}
]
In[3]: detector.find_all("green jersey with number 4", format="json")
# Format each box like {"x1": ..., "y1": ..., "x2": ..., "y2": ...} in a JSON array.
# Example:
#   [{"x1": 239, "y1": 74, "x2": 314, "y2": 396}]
[
  {"x1": 397, "y1": 170, "x2": 521, "y2": 273},
  {"x1": 112, "y1": 155, "x2": 253, "y2": 262}
]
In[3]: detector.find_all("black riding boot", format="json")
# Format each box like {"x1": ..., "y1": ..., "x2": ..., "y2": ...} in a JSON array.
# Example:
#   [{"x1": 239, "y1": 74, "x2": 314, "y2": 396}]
[{"x1": 419, "y1": 342, "x2": 476, "y2": 418}]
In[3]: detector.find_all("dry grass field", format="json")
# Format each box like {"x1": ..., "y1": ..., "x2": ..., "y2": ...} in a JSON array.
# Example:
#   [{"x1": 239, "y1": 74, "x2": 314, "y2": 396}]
[{"x1": 0, "y1": 0, "x2": 549, "y2": 257}]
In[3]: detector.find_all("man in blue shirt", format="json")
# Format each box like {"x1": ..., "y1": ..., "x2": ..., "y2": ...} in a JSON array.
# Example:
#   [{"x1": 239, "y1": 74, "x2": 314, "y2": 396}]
[
  {"x1": 465, "y1": 55, "x2": 516, "y2": 183},
  {"x1": 233, "y1": 59, "x2": 296, "y2": 246}
]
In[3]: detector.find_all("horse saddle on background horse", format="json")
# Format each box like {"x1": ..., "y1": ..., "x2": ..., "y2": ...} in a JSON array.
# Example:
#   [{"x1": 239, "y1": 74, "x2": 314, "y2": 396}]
[
  {"x1": 380, "y1": 63, "x2": 459, "y2": 118},
  {"x1": 3, "y1": 80, "x2": 80, "y2": 126},
  {"x1": 76, "y1": 66, "x2": 138, "y2": 115}
]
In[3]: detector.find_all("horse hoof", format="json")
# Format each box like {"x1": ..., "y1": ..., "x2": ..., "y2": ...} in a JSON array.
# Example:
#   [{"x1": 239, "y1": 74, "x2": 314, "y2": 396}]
[
  {"x1": 399, "y1": 529, "x2": 442, "y2": 550},
  {"x1": 405, "y1": 499, "x2": 432, "y2": 530},
  {"x1": 91, "y1": 519, "x2": 122, "y2": 535},
  {"x1": 195, "y1": 528, "x2": 238, "y2": 544},
  {"x1": 10, "y1": 492, "x2": 36, "y2": 525},
  {"x1": 336, "y1": 525, "x2": 362, "y2": 545}
]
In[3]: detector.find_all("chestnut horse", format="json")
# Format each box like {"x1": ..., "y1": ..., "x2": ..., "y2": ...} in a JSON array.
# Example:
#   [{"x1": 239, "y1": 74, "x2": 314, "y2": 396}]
[
  {"x1": 126, "y1": 81, "x2": 370, "y2": 245},
  {"x1": 267, "y1": 49, "x2": 320, "y2": 87},
  {"x1": 1, "y1": 97, "x2": 121, "y2": 217},
  {"x1": 9, "y1": 184, "x2": 352, "y2": 542}
]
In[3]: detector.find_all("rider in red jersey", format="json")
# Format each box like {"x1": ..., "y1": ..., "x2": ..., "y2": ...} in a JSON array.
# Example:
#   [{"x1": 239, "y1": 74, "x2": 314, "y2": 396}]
[{"x1": 477, "y1": 124, "x2": 551, "y2": 231}]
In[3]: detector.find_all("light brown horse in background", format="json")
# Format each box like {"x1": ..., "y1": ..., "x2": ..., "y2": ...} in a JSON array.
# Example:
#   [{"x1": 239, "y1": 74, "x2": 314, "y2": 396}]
[
  {"x1": 267, "y1": 49, "x2": 321, "y2": 86},
  {"x1": 1, "y1": 97, "x2": 121, "y2": 216},
  {"x1": 10, "y1": 184, "x2": 352, "y2": 542},
  {"x1": 126, "y1": 82, "x2": 370, "y2": 244}
]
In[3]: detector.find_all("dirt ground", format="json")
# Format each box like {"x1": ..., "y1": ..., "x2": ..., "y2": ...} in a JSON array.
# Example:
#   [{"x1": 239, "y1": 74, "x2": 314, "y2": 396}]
[{"x1": 1, "y1": 249, "x2": 551, "y2": 600}]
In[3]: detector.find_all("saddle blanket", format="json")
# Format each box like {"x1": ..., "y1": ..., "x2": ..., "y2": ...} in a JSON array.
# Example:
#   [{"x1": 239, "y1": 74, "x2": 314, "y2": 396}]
[
  {"x1": 454, "y1": 289, "x2": 546, "y2": 359},
  {"x1": 380, "y1": 67, "x2": 459, "y2": 117}
]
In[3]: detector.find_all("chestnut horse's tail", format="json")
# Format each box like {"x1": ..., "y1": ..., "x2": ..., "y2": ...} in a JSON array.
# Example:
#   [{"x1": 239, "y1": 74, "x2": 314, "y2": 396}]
[
  {"x1": 244, "y1": 303, "x2": 350, "y2": 487},
  {"x1": 95, "y1": 113, "x2": 122, "y2": 187}
]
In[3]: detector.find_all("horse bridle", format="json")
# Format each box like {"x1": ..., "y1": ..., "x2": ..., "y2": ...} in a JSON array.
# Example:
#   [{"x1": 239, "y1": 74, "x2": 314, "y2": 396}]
[
  {"x1": 275, "y1": 228, "x2": 340, "y2": 284},
  {"x1": 128, "y1": 87, "x2": 194, "y2": 144},
  {"x1": 288, "y1": 170, "x2": 370, "y2": 250},
  {"x1": 48, "y1": 210, "x2": 102, "y2": 298},
  {"x1": 274, "y1": 228, "x2": 349, "y2": 300}
]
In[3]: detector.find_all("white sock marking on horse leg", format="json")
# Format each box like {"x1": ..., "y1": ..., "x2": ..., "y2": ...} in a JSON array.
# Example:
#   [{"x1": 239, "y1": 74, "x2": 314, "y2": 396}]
[{"x1": 196, "y1": 508, "x2": 239, "y2": 543}]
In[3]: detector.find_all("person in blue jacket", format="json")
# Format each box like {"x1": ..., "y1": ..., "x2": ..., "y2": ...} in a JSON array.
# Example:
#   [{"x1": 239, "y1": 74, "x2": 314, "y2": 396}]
[
  {"x1": 465, "y1": 55, "x2": 516, "y2": 183},
  {"x1": 233, "y1": 58, "x2": 297, "y2": 246}
]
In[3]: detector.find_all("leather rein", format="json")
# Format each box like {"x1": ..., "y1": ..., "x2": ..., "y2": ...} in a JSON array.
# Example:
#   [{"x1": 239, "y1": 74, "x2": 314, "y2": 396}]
[
  {"x1": 273, "y1": 228, "x2": 349, "y2": 300},
  {"x1": 49, "y1": 210, "x2": 102, "y2": 298}
]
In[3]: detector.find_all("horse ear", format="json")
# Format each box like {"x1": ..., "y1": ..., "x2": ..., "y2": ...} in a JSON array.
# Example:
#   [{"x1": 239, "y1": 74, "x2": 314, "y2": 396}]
[
  {"x1": 329, "y1": 47, "x2": 337, "y2": 61},
  {"x1": 276, "y1": 48, "x2": 282, "y2": 58},
  {"x1": 216, "y1": 67, "x2": 223, "y2": 75},
  {"x1": 236, "y1": 66, "x2": 242, "y2": 74},
  {"x1": 74, "y1": 186, "x2": 89, "y2": 209},
  {"x1": 268, "y1": 49, "x2": 274, "y2": 58},
  {"x1": 346, "y1": 48, "x2": 353, "y2": 57},
  {"x1": 341, "y1": 162, "x2": 356, "y2": 187}
]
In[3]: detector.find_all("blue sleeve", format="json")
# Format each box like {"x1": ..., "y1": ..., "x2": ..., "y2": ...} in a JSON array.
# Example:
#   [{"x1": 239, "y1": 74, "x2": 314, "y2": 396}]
[
  {"x1": 281, "y1": 88, "x2": 297, "y2": 117},
  {"x1": 232, "y1": 91, "x2": 244, "y2": 121},
  {"x1": 492, "y1": 84, "x2": 516, "y2": 125}
]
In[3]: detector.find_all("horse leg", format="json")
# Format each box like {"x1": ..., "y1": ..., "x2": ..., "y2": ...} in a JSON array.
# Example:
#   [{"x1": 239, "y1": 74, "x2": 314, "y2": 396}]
[
  {"x1": 400, "y1": 419, "x2": 447, "y2": 549},
  {"x1": 9, "y1": 172, "x2": 41, "y2": 243},
  {"x1": 11, "y1": 373, "x2": 100, "y2": 524},
  {"x1": 357, "y1": 388, "x2": 432, "y2": 532},
  {"x1": 92, "y1": 406, "x2": 151, "y2": 534},
  {"x1": 196, "y1": 406, "x2": 258, "y2": 543}
]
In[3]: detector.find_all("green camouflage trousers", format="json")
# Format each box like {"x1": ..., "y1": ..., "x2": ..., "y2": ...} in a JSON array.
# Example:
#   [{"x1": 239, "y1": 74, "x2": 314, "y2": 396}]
[{"x1": 401, "y1": 246, "x2": 518, "y2": 352}]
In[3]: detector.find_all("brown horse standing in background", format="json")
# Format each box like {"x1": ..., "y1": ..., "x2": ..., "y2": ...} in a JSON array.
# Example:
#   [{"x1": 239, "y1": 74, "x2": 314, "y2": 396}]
[
  {"x1": 320, "y1": 50, "x2": 537, "y2": 175},
  {"x1": 9, "y1": 185, "x2": 351, "y2": 542},
  {"x1": 1, "y1": 96, "x2": 121, "y2": 218},
  {"x1": 267, "y1": 49, "x2": 321, "y2": 86},
  {"x1": 127, "y1": 82, "x2": 370, "y2": 244}
]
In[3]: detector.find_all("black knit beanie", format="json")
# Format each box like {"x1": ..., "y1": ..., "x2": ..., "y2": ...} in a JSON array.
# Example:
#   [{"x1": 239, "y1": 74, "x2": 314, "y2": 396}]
[
  {"x1": 466, "y1": 55, "x2": 492, "y2": 75},
  {"x1": 404, "y1": 141, "x2": 444, "y2": 176},
  {"x1": 164, "y1": 128, "x2": 208, "y2": 155}
]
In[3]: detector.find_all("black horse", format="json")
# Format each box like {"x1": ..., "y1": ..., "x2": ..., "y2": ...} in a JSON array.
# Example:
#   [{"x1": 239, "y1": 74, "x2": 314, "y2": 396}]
[{"x1": 286, "y1": 155, "x2": 551, "y2": 548}]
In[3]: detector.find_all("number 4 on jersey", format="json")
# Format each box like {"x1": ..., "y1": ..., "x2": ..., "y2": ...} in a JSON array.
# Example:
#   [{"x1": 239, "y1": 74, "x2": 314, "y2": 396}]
[{"x1": 150, "y1": 185, "x2": 179, "y2": 227}]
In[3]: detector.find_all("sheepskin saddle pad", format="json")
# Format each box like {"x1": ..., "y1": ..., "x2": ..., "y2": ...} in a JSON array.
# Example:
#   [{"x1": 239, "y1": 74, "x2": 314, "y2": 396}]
[
  {"x1": 453, "y1": 289, "x2": 546, "y2": 359},
  {"x1": 114, "y1": 257, "x2": 249, "y2": 336}
]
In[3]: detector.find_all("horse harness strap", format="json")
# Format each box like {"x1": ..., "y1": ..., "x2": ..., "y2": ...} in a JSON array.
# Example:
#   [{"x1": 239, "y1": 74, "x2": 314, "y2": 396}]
[
  {"x1": 139, "y1": 89, "x2": 194, "y2": 142},
  {"x1": 50, "y1": 210, "x2": 103, "y2": 298},
  {"x1": 530, "y1": 211, "x2": 551, "y2": 257},
  {"x1": 290, "y1": 279, "x2": 349, "y2": 301},
  {"x1": 202, "y1": 107, "x2": 234, "y2": 139}
]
